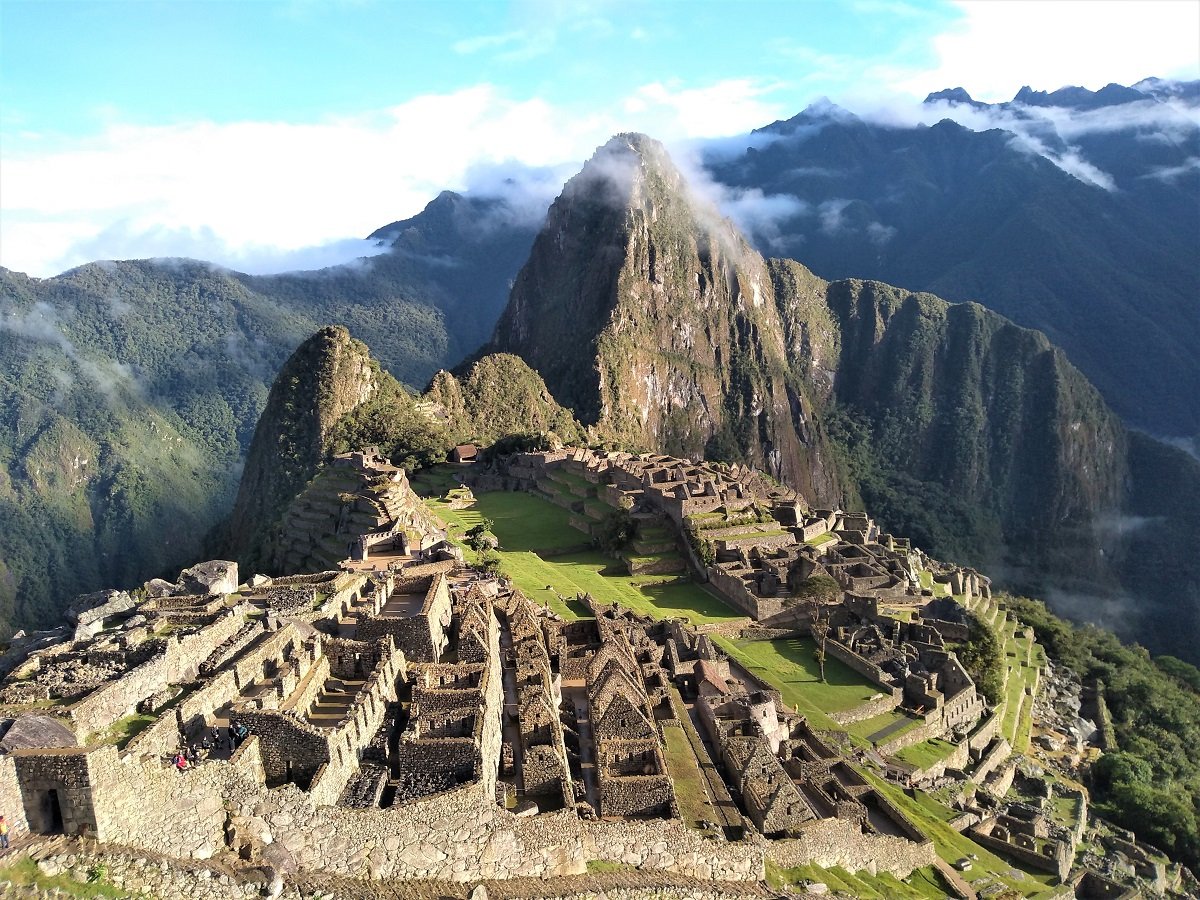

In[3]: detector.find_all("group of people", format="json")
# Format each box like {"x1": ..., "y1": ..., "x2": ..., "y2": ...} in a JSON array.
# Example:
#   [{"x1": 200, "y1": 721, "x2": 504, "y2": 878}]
[{"x1": 171, "y1": 722, "x2": 251, "y2": 773}]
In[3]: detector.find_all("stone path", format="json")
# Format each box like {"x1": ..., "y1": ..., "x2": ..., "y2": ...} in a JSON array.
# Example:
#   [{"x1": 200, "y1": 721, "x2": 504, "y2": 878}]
[
  {"x1": 866, "y1": 715, "x2": 915, "y2": 745},
  {"x1": 563, "y1": 683, "x2": 599, "y2": 812}
]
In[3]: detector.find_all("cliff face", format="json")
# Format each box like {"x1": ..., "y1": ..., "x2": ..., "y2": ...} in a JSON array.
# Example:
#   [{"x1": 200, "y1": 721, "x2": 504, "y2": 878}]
[
  {"x1": 770, "y1": 258, "x2": 1125, "y2": 571},
  {"x1": 226, "y1": 326, "x2": 379, "y2": 572},
  {"x1": 490, "y1": 134, "x2": 841, "y2": 502}
]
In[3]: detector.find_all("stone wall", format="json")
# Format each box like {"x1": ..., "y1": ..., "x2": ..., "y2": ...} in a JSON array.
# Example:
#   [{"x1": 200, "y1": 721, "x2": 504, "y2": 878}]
[
  {"x1": 584, "y1": 819, "x2": 763, "y2": 881},
  {"x1": 828, "y1": 691, "x2": 900, "y2": 726},
  {"x1": 66, "y1": 653, "x2": 171, "y2": 739},
  {"x1": 93, "y1": 743, "x2": 255, "y2": 860},
  {"x1": 598, "y1": 774, "x2": 674, "y2": 818},
  {"x1": 239, "y1": 709, "x2": 330, "y2": 789},
  {"x1": 969, "y1": 819, "x2": 1071, "y2": 880},
  {"x1": 66, "y1": 608, "x2": 247, "y2": 738},
  {"x1": 234, "y1": 778, "x2": 765, "y2": 884},
  {"x1": 968, "y1": 709, "x2": 1002, "y2": 753},
  {"x1": 706, "y1": 567, "x2": 782, "y2": 620},
  {"x1": 768, "y1": 816, "x2": 935, "y2": 876},
  {"x1": 283, "y1": 655, "x2": 331, "y2": 716},
  {"x1": 10, "y1": 747, "x2": 103, "y2": 837},
  {"x1": 0, "y1": 752, "x2": 30, "y2": 836},
  {"x1": 169, "y1": 608, "x2": 250, "y2": 682},
  {"x1": 969, "y1": 738, "x2": 1012, "y2": 785},
  {"x1": 123, "y1": 701, "x2": 186, "y2": 758}
]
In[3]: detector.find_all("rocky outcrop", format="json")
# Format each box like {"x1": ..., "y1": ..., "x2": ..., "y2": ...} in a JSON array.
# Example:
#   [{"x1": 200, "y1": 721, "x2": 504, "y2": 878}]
[
  {"x1": 427, "y1": 353, "x2": 585, "y2": 447},
  {"x1": 225, "y1": 326, "x2": 380, "y2": 572},
  {"x1": 490, "y1": 134, "x2": 841, "y2": 502}
]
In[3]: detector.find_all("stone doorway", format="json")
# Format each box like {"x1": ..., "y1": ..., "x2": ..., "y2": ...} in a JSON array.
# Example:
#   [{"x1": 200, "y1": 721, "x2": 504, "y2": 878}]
[{"x1": 30, "y1": 788, "x2": 65, "y2": 834}]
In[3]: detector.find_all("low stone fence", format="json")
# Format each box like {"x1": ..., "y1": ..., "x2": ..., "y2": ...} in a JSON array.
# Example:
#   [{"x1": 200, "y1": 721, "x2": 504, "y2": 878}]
[
  {"x1": 67, "y1": 653, "x2": 171, "y2": 739},
  {"x1": 124, "y1": 702, "x2": 185, "y2": 758},
  {"x1": 69, "y1": 609, "x2": 247, "y2": 739},
  {"x1": 829, "y1": 691, "x2": 900, "y2": 727},
  {"x1": 968, "y1": 709, "x2": 1002, "y2": 753},
  {"x1": 969, "y1": 820, "x2": 1071, "y2": 880},
  {"x1": 235, "y1": 785, "x2": 765, "y2": 884}
]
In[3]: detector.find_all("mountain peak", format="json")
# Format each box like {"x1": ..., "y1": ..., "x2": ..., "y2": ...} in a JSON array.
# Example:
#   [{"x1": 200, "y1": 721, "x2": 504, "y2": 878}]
[
  {"x1": 924, "y1": 87, "x2": 985, "y2": 107},
  {"x1": 489, "y1": 135, "x2": 838, "y2": 498},
  {"x1": 225, "y1": 325, "x2": 380, "y2": 571}
]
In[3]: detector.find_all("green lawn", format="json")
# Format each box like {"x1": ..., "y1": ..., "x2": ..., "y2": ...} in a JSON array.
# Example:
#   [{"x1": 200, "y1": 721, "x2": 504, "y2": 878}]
[
  {"x1": 661, "y1": 723, "x2": 715, "y2": 827},
  {"x1": 0, "y1": 858, "x2": 127, "y2": 899},
  {"x1": 893, "y1": 738, "x2": 959, "y2": 770},
  {"x1": 420, "y1": 485, "x2": 739, "y2": 624},
  {"x1": 999, "y1": 627, "x2": 1040, "y2": 751},
  {"x1": 440, "y1": 490, "x2": 588, "y2": 553},
  {"x1": 711, "y1": 635, "x2": 882, "y2": 726},
  {"x1": 767, "y1": 861, "x2": 952, "y2": 899}
]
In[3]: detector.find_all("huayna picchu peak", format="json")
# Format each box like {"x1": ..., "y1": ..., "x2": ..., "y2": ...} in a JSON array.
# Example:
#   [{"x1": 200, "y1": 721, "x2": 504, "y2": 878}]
[{"x1": 490, "y1": 133, "x2": 844, "y2": 503}]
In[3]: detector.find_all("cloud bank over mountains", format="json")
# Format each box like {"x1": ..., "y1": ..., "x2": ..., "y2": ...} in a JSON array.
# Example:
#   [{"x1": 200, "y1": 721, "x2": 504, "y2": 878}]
[{"x1": 5, "y1": 76, "x2": 1195, "y2": 281}]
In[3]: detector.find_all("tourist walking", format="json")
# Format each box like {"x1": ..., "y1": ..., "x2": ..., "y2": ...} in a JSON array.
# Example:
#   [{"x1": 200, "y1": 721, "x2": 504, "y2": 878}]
[{"x1": 0, "y1": 814, "x2": 9, "y2": 849}]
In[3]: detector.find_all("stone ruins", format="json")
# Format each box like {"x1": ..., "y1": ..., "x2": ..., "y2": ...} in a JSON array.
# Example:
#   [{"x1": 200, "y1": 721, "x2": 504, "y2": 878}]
[{"x1": 0, "y1": 444, "x2": 1190, "y2": 897}]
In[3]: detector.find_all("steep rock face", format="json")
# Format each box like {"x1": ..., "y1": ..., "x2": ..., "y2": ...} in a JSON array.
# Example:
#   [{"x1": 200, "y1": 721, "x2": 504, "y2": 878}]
[
  {"x1": 226, "y1": 326, "x2": 379, "y2": 571},
  {"x1": 771, "y1": 258, "x2": 1125, "y2": 569},
  {"x1": 426, "y1": 353, "x2": 585, "y2": 447},
  {"x1": 490, "y1": 134, "x2": 841, "y2": 502}
]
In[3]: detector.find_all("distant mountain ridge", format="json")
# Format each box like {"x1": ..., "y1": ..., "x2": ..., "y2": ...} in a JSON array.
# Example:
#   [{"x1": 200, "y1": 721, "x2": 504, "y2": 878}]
[
  {"x1": 708, "y1": 78, "x2": 1200, "y2": 441},
  {"x1": 486, "y1": 135, "x2": 1171, "y2": 649}
]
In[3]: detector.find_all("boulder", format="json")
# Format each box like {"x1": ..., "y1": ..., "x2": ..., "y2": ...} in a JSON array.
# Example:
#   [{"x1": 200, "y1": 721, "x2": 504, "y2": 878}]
[
  {"x1": 0, "y1": 714, "x2": 77, "y2": 751},
  {"x1": 260, "y1": 842, "x2": 297, "y2": 875},
  {"x1": 143, "y1": 578, "x2": 178, "y2": 598},
  {"x1": 177, "y1": 560, "x2": 239, "y2": 597},
  {"x1": 66, "y1": 590, "x2": 135, "y2": 627}
]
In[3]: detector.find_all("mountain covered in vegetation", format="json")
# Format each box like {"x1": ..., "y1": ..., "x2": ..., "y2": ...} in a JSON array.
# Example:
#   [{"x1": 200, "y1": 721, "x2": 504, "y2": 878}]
[
  {"x1": 484, "y1": 133, "x2": 1200, "y2": 657},
  {"x1": 0, "y1": 192, "x2": 539, "y2": 637},
  {"x1": 224, "y1": 326, "x2": 381, "y2": 572}
]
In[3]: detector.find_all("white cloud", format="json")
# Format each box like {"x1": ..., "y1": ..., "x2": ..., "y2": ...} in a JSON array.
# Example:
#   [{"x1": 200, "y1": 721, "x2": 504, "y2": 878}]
[
  {"x1": 623, "y1": 79, "x2": 788, "y2": 138},
  {"x1": 1142, "y1": 157, "x2": 1200, "y2": 182},
  {"x1": 1, "y1": 80, "x2": 792, "y2": 278},
  {"x1": 906, "y1": 0, "x2": 1200, "y2": 102}
]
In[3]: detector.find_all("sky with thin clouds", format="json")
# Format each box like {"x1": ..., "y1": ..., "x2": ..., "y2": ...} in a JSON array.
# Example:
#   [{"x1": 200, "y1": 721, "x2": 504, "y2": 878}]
[{"x1": 1, "y1": 0, "x2": 1197, "y2": 277}]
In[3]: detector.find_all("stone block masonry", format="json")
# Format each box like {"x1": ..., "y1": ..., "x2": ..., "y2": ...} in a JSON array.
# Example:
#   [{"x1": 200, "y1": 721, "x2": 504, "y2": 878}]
[
  {"x1": 768, "y1": 815, "x2": 935, "y2": 876},
  {"x1": 240, "y1": 786, "x2": 766, "y2": 882},
  {"x1": 0, "y1": 753, "x2": 30, "y2": 836},
  {"x1": 65, "y1": 606, "x2": 247, "y2": 739}
]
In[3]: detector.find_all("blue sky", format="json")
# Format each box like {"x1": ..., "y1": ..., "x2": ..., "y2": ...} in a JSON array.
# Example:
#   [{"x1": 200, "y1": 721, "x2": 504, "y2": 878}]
[{"x1": 2, "y1": 0, "x2": 1197, "y2": 276}]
